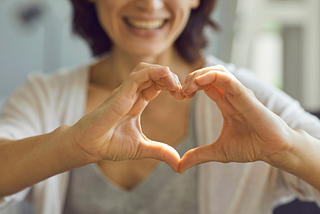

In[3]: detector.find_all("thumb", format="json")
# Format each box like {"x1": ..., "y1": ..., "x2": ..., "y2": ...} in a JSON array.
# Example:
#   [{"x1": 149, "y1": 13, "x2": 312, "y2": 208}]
[
  {"x1": 139, "y1": 139, "x2": 181, "y2": 172},
  {"x1": 179, "y1": 144, "x2": 219, "y2": 173}
]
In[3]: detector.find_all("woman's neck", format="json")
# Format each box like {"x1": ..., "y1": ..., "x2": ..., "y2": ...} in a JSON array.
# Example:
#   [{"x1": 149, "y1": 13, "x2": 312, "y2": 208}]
[{"x1": 90, "y1": 46, "x2": 202, "y2": 89}]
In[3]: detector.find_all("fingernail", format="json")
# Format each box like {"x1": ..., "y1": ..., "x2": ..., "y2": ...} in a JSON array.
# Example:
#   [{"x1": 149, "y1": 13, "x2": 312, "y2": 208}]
[
  {"x1": 181, "y1": 82, "x2": 190, "y2": 95},
  {"x1": 182, "y1": 81, "x2": 190, "y2": 93},
  {"x1": 175, "y1": 92, "x2": 185, "y2": 100},
  {"x1": 174, "y1": 78, "x2": 180, "y2": 87},
  {"x1": 184, "y1": 79, "x2": 191, "y2": 86},
  {"x1": 175, "y1": 75, "x2": 181, "y2": 85}
]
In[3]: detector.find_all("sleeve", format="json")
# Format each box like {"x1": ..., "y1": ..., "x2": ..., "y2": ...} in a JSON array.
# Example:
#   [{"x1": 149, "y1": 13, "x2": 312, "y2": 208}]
[
  {"x1": 234, "y1": 68, "x2": 320, "y2": 205},
  {"x1": 0, "y1": 73, "x2": 53, "y2": 210}
]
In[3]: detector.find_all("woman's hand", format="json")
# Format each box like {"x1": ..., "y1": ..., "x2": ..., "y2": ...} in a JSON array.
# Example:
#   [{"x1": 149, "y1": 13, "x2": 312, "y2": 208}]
[
  {"x1": 179, "y1": 65, "x2": 294, "y2": 173},
  {"x1": 69, "y1": 63, "x2": 183, "y2": 172}
]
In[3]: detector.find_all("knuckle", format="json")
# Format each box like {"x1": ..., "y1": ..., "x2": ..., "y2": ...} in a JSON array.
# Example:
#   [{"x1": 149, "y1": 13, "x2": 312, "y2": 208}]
[
  {"x1": 183, "y1": 87, "x2": 194, "y2": 94},
  {"x1": 216, "y1": 64, "x2": 228, "y2": 72},
  {"x1": 208, "y1": 65, "x2": 218, "y2": 70},
  {"x1": 173, "y1": 73, "x2": 179, "y2": 79},
  {"x1": 136, "y1": 62, "x2": 148, "y2": 70},
  {"x1": 162, "y1": 145, "x2": 169, "y2": 162},
  {"x1": 193, "y1": 148, "x2": 200, "y2": 163},
  {"x1": 127, "y1": 72, "x2": 136, "y2": 81},
  {"x1": 186, "y1": 72, "x2": 194, "y2": 79},
  {"x1": 191, "y1": 73, "x2": 198, "y2": 80},
  {"x1": 223, "y1": 79, "x2": 231, "y2": 89},
  {"x1": 127, "y1": 73, "x2": 141, "y2": 87},
  {"x1": 247, "y1": 88, "x2": 255, "y2": 96}
]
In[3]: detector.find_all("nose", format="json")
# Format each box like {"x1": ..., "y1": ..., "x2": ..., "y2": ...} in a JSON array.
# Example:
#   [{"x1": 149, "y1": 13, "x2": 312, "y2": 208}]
[{"x1": 135, "y1": 0, "x2": 164, "y2": 12}]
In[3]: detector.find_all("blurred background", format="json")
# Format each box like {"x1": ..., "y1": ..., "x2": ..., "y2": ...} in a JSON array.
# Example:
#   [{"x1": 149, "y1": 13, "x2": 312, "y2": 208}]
[{"x1": 0, "y1": 0, "x2": 320, "y2": 213}]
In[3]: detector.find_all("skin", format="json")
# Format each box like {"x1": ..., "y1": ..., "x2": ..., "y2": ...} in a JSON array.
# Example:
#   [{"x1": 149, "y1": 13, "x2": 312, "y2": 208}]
[
  {"x1": 86, "y1": 0, "x2": 201, "y2": 189},
  {"x1": 0, "y1": 64, "x2": 184, "y2": 196},
  {"x1": 0, "y1": 0, "x2": 202, "y2": 194},
  {"x1": 1, "y1": 0, "x2": 320, "y2": 198},
  {"x1": 179, "y1": 65, "x2": 320, "y2": 190},
  {"x1": 90, "y1": 0, "x2": 199, "y2": 57}
]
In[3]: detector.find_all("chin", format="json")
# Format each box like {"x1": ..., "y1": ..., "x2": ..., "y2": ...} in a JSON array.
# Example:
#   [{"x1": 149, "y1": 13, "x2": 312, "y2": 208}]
[{"x1": 126, "y1": 45, "x2": 168, "y2": 58}]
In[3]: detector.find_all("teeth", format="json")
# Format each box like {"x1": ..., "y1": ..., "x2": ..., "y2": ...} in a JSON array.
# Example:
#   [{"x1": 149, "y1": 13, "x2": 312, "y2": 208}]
[{"x1": 127, "y1": 19, "x2": 165, "y2": 30}]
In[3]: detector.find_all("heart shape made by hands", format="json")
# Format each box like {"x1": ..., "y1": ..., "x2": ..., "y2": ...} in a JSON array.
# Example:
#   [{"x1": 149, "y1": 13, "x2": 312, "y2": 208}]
[{"x1": 73, "y1": 63, "x2": 290, "y2": 175}]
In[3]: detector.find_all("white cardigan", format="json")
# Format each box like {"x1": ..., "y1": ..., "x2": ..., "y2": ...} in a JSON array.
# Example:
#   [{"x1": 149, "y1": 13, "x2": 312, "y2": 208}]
[{"x1": 1, "y1": 55, "x2": 320, "y2": 214}]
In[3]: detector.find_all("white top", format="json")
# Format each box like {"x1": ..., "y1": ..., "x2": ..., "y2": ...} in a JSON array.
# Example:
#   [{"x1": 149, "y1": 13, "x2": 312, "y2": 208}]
[{"x1": 0, "y1": 55, "x2": 320, "y2": 214}]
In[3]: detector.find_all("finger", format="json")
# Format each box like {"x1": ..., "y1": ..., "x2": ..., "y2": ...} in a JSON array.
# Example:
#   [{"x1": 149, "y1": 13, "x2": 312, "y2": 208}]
[
  {"x1": 195, "y1": 70, "x2": 244, "y2": 96},
  {"x1": 128, "y1": 67, "x2": 170, "y2": 88},
  {"x1": 139, "y1": 139, "x2": 181, "y2": 172},
  {"x1": 122, "y1": 67, "x2": 180, "y2": 100},
  {"x1": 196, "y1": 71, "x2": 257, "y2": 114},
  {"x1": 139, "y1": 79, "x2": 154, "y2": 92},
  {"x1": 133, "y1": 62, "x2": 163, "y2": 71},
  {"x1": 182, "y1": 66, "x2": 222, "y2": 96},
  {"x1": 134, "y1": 63, "x2": 183, "y2": 97},
  {"x1": 203, "y1": 84, "x2": 224, "y2": 102},
  {"x1": 184, "y1": 91, "x2": 197, "y2": 99},
  {"x1": 142, "y1": 83, "x2": 161, "y2": 102},
  {"x1": 154, "y1": 80, "x2": 165, "y2": 86},
  {"x1": 107, "y1": 67, "x2": 169, "y2": 118},
  {"x1": 160, "y1": 71, "x2": 182, "y2": 92},
  {"x1": 155, "y1": 84, "x2": 168, "y2": 91},
  {"x1": 182, "y1": 65, "x2": 220, "y2": 87},
  {"x1": 182, "y1": 73, "x2": 202, "y2": 96},
  {"x1": 131, "y1": 79, "x2": 180, "y2": 116},
  {"x1": 179, "y1": 144, "x2": 217, "y2": 174},
  {"x1": 155, "y1": 78, "x2": 184, "y2": 99},
  {"x1": 128, "y1": 84, "x2": 161, "y2": 116},
  {"x1": 169, "y1": 90, "x2": 185, "y2": 100}
]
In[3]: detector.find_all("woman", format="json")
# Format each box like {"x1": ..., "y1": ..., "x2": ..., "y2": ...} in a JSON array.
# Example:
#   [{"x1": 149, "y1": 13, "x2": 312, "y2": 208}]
[{"x1": 0, "y1": 0, "x2": 320, "y2": 213}]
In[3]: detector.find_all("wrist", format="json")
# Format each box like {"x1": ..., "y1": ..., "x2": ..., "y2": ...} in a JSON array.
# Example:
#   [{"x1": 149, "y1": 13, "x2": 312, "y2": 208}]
[
  {"x1": 50, "y1": 125, "x2": 98, "y2": 169},
  {"x1": 263, "y1": 128, "x2": 299, "y2": 170},
  {"x1": 264, "y1": 129, "x2": 320, "y2": 190},
  {"x1": 263, "y1": 129, "x2": 309, "y2": 174}
]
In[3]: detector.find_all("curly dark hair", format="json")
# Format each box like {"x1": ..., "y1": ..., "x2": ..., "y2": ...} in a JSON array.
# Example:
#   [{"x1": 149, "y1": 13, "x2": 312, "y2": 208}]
[{"x1": 69, "y1": 0, "x2": 219, "y2": 64}]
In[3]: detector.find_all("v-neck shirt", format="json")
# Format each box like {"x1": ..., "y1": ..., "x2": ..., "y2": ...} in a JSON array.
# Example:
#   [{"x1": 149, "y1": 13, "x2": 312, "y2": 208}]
[{"x1": 63, "y1": 100, "x2": 198, "y2": 214}]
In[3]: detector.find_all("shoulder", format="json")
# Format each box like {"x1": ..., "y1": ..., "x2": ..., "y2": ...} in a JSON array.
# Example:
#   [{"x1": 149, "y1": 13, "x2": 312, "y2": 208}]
[
  {"x1": 0, "y1": 64, "x2": 90, "y2": 134},
  {"x1": 5, "y1": 64, "x2": 89, "y2": 107},
  {"x1": 26, "y1": 64, "x2": 88, "y2": 93}
]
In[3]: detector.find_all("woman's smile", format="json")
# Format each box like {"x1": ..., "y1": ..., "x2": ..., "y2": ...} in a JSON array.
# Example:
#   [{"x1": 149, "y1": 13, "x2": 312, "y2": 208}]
[
  {"x1": 92, "y1": 0, "x2": 199, "y2": 56},
  {"x1": 125, "y1": 18, "x2": 166, "y2": 30},
  {"x1": 124, "y1": 18, "x2": 169, "y2": 37}
]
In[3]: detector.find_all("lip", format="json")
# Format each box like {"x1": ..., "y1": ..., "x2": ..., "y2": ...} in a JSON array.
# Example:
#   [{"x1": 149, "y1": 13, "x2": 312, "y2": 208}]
[
  {"x1": 123, "y1": 15, "x2": 170, "y2": 21},
  {"x1": 123, "y1": 17, "x2": 169, "y2": 37}
]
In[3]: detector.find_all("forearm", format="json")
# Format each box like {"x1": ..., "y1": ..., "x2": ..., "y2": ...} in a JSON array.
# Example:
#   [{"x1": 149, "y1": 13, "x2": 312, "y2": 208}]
[
  {"x1": 266, "y1": 129, "x2": 320, "y2": 191},
  {"x1": 0, "y1": 125, "x2": 95, "y2": 198}
]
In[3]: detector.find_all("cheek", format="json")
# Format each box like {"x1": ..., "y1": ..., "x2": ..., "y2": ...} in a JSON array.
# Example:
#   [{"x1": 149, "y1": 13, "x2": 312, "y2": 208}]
[
  {"x1": 94, "y1": 1, "x2": 120, "y2": 37},
  {"x1": 170, "y1": 6, "x2": 191, "y2": 38}
]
